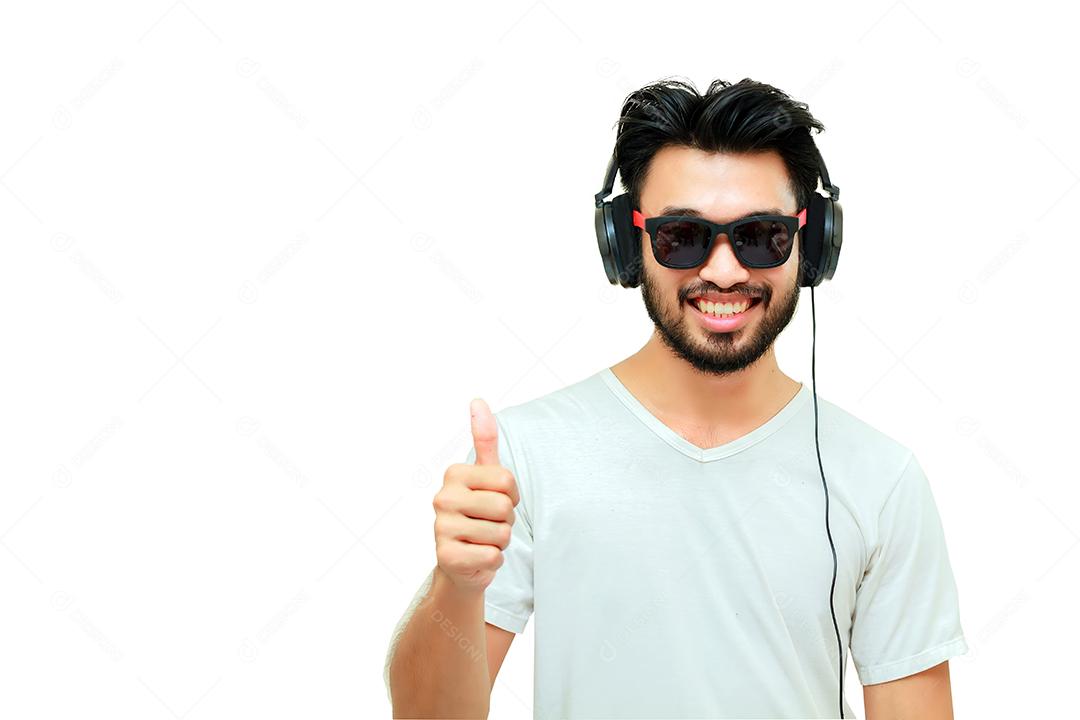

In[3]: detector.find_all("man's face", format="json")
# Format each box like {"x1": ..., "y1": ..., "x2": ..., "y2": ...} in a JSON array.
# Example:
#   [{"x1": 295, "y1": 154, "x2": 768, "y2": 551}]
[{"x1": 638, "y1": 145, "x2": 802, "y2": 377}]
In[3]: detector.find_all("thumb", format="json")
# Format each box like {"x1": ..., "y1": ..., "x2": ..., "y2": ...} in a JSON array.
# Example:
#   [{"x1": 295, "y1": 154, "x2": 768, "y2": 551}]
[{"x1": 469, "y1": 397, "x2": 499, "y2": 466}]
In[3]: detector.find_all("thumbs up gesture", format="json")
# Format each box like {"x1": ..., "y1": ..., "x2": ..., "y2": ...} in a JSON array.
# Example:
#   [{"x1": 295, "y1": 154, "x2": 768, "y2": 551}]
[{"x1": 432, "y1": 399, "x2": 521, "y2": 593}]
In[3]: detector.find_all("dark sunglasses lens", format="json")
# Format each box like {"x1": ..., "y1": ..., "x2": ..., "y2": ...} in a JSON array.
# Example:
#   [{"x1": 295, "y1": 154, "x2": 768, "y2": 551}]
[
  {"x1": 733, "y1": 219, "x2": 792, "y2": 266},
  {"x1": 653, "y1": 221, "x2": 709, "y2": 267}
]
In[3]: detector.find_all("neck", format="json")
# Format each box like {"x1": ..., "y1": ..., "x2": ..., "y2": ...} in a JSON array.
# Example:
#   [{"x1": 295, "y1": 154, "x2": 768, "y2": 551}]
[{"x1": 611, "y1": 330, "x2": 801, "y2": 428}]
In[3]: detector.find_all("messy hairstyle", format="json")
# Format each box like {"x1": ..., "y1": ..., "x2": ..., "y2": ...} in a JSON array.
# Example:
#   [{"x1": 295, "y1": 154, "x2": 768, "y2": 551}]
[{"x1": 613, "y1": 77, "x2": 826, "y2": 214}]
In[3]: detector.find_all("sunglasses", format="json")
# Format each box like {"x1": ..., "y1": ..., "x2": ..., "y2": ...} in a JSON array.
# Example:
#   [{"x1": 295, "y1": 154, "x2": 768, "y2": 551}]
[{"x1": 632, "y1": 207, "x2": 807, "y2": 270}]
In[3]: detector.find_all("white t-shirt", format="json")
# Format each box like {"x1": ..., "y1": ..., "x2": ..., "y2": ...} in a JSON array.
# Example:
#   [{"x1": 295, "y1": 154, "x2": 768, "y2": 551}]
[{"x1": 387, "y1": 367, "x2": 968, "y2": 718}]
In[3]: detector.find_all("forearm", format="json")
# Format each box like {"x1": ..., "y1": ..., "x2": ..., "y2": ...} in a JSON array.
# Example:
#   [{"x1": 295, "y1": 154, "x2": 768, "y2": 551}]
[{"x1": 388, "y1": 566, "x2": 490, "y2": 719}]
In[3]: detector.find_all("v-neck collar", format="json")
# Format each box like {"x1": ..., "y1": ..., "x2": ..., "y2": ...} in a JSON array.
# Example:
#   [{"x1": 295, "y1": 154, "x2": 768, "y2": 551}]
[{"x1": 598, "y1": 366, "x2": 810, "y2": 463}]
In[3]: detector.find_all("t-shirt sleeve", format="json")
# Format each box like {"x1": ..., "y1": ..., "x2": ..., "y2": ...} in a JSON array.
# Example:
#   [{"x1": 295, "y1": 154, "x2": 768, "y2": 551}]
[
  {"x1": 461, "y1": 412, "x2": 535, "y2": 634},
  {"x1": 849, "y1": 452, "x2": 968, "y2": 685}
]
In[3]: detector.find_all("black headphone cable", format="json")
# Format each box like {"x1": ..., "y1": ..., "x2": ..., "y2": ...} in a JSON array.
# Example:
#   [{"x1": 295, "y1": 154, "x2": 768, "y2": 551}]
[{"x1": 811, "y1": 284, "x2": 845, "y2": 719}]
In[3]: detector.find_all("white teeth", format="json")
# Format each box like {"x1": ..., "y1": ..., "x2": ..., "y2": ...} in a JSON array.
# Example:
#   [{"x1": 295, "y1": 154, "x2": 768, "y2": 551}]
[{"x1": 696, "y1": 299, "x2": 751, "y2": 317}]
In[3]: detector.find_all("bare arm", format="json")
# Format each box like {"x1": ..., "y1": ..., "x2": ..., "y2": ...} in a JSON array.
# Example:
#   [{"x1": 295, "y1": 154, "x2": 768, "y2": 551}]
[
  {"x1": 863, "y1": 660, "x2": 954, "y2": 720},
  {"x1": 389, "y1": 399, "x2": 520, "y2": 717},
  {"x1": 485, "y1": 621, "x2": 515, "y2": 689},
  {"x1": 389, "y1": 566, "x2": 493, "y2": 718}
]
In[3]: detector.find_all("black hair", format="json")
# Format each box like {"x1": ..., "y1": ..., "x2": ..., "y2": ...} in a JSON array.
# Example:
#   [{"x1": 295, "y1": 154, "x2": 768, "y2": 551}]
[{"x1": 614, "y1": 76, "x2": 826, "y2": 214}]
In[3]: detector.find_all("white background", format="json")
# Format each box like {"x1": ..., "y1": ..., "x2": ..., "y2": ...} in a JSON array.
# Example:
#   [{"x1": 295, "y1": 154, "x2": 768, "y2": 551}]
[{"x1": 1, "y1": 1, "x2": 1076, "y2": 718}]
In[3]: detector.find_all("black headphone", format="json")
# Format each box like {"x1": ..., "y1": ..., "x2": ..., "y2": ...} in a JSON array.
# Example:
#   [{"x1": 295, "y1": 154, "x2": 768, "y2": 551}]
[
  {"x1": 592, "y1": 144, "x2": 850, "y2": 717},
  {"x1": 593, "y1": 148, "x2": 843, "y2": 289}
]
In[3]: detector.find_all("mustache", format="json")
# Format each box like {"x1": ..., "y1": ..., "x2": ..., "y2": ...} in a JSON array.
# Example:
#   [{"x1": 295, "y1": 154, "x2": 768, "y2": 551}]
[{"x1": 681, "y1": 286, "x2": 770, "y2": 302}]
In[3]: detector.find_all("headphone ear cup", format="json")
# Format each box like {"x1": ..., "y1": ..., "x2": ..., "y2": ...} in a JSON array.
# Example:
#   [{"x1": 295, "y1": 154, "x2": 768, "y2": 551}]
[
  {"x1": 610, "y1": 193, "x2": 642, "y2": 288},
  {"x1": 798, "y1": 193, "x2": 828, "y2": 288},
  {"x1": 820, "y1": 200, "x2": 842, "y2": 282},
  {"x1": 594, "y1": 200, "x2": 620, "y2": 285}
]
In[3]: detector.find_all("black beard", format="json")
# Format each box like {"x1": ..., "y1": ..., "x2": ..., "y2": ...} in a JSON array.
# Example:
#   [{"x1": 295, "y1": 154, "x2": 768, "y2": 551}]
[{"x1": 640, "y1": 265, "x2": 800, "y2": 377}]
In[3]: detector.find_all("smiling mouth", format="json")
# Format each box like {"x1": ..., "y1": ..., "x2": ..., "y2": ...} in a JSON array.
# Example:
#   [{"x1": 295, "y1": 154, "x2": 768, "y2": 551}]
[{"x1": 689, "y1": 296, "x2": 762, "y2": 318}]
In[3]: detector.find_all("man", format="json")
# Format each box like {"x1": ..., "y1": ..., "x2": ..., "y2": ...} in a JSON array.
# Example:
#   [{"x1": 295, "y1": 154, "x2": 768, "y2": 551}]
[{"x1": 385, "y1": 78, "x2": 967, "y2": 719}]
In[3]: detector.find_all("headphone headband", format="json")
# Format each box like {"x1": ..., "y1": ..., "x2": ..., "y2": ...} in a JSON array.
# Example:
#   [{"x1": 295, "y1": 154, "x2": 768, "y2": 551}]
[{"x1": 594, "y1": 153, "x2": 619, "y2": 209}]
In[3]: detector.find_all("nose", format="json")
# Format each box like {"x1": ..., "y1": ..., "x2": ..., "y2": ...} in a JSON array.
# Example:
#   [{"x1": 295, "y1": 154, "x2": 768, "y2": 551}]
[{"x1": 697, "y1": 233, "x2": 750, "y2": 287}]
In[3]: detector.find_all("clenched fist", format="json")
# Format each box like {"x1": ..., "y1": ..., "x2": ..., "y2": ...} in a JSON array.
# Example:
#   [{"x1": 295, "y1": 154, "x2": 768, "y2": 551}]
[{"x1": 432, "y1": 398, "x2": 520, "y2": 593}]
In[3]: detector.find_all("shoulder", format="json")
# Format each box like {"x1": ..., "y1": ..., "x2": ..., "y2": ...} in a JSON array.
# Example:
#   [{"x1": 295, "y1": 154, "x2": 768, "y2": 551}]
[
  {"x1": 487, "y1": 369, "x2": 615, "y2": 485},
  {"x1": 809, "y1": 391, "x2": 918, "y2": 506},
  {"x1": 493, "y1": 368, "x2": 610, "y2": 436},
  {"x1": 485, "y1": 370, "x2": 610, "y2": 516}
]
